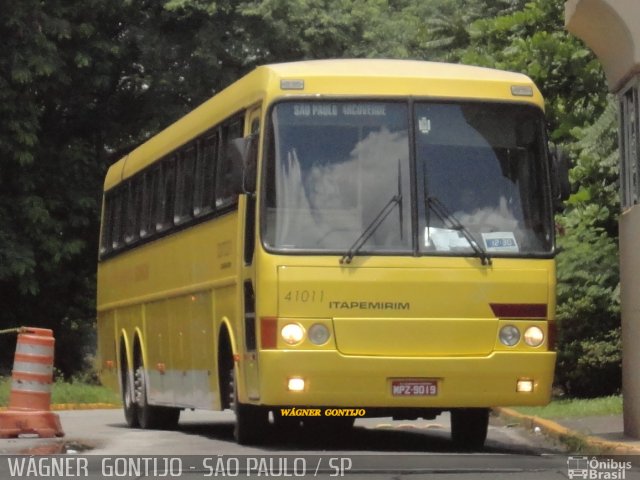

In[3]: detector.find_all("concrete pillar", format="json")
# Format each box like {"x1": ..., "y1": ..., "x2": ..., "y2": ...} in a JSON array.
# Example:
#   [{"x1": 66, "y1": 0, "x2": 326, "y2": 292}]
[
  {"x1": 620, "y1": 208, "x2": 640, "y2": 437},
  {"x1": 565, "y1": 0, "x2": 640, "y2": 438}
]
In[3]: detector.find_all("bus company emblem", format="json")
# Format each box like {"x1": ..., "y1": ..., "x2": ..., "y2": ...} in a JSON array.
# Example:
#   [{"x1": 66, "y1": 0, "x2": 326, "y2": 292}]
[{"x1": 328, "y1": 300, "x2": 410, "y2": 311}]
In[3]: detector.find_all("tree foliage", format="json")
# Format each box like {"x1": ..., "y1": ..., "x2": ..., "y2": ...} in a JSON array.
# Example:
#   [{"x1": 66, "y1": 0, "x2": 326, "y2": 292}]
[
  {"x1": 0, "y1": 0, "x2": 621, "y2": 396},
  {"x1": 0, "y1": 0, "x2": 138, "y2": 372},
  {"x1": 461, "y1": 0, "x2": 608, "y2": 140},
  {"x1": 554, "y1": 100, "x2": 620, "y2": 397}
]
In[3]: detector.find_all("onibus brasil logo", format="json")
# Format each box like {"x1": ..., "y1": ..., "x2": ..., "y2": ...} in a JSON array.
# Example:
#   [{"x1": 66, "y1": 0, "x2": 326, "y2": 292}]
[{"x1": 567, "y1": 456, "x2": 632, "y2": 479}]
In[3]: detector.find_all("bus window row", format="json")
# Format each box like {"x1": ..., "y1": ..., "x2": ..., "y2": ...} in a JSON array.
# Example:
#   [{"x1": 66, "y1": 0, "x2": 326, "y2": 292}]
[{"x1": 99, "y1": 116, "x2": 244, "y2": 258}]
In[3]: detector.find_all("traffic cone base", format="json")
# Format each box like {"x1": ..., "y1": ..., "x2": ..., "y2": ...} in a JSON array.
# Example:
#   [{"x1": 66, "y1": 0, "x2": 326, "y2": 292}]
[{"x1": 0, "y1": 410, "x2": 64, "y2": 438}]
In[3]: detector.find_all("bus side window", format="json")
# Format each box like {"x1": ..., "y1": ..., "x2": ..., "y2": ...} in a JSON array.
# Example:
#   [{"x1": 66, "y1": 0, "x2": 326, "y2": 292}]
[
  {"x1": 141, "y1": 167, "x2": 159, "y2": 239},
  {"x1": 100, "y1": 194, "x2": 113, "y2": 256},
  {"x1": 175, "y1": 145, "x2": 196, "y2": 225},
  {"x1": 194, "y1": 133, "x2": 218, "y2": 216},
  {"x1": 111, "y1": 188, "x2": 124, "y2": 251},
  {"x1": 140, "y1": 170, "x2": 151, "y2": 239},
  {"x1": 156, "y1": 157, "x2": 176, "y2": 232},
  {"x1": 124, "y1": 177, "x2": 142, "y2": 245},
  {"x1": 216, "y1": 118, "x2": 244, "y2": 209}
]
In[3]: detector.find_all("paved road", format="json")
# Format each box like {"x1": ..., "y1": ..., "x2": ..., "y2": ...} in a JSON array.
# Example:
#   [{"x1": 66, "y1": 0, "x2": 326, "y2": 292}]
[
  {"x1": 2, "y1": 408, "x2": 560, "y2": 455},
  {"x1": 1, "y1": 409, "x2": 639, "y2": 479}
]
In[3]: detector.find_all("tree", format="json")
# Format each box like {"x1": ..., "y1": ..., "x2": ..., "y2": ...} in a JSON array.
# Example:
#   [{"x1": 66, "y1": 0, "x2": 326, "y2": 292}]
[
  {"x1": 415, "y1": 0, "x2": 527, "y2": 61},
  {"x1": 555, "y1": 100, "x2": 620, "y2": 397},
  {"x1": 0, "y1": 0, "x2": 145, "y2": 374},
  {"x1": 237, "y1": 0, "x2": 422, "y2": 60},
  {"x1": 0, "y1": 0, "x2": 288, "y2": 375},
  {"x1": 461, "y1": 0, "x2": 607, "y2": 140}
]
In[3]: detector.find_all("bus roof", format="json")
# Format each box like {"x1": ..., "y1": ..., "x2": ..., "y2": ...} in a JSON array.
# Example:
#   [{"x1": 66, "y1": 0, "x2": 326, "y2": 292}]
[
  {"x1": 104, "y1": 59, "x2": 543, "y2": 191},
  {"x1": 261, "y1": 59, "x2": 533, "y2": 82}
]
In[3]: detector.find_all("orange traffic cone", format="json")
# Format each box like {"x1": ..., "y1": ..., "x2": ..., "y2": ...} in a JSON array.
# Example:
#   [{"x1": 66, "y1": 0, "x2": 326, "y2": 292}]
[{"x1": 0, "y1": 327, "x2": 64, "y2": 438}]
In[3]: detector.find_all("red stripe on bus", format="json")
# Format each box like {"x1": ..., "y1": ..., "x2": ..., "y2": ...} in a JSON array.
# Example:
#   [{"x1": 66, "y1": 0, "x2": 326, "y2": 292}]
[{"x1": 490, "y1": 303, "x2": 547, "y2": 318}]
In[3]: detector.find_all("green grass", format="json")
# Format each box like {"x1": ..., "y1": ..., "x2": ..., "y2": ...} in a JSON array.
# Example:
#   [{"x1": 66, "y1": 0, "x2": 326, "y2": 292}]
[
  {"x1": 514, "y1": 395, "x2": 623, "y2": 419},
  {"x1": 0, "y1": 376, "x2": 119, "y2": 407}
]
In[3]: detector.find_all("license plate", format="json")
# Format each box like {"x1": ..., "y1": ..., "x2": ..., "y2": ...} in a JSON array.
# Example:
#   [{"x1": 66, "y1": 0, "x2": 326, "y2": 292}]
[{"x1": 391, "y1": 380, "x2": 438, "y2": 396}]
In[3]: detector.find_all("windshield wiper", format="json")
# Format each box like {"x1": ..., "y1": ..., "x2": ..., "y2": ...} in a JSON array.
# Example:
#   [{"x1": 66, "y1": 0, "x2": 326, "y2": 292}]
[
  {"x1": 426, "y1": 196, "x2": 492, "y2": 266},
  {"x1": 340, "y1": 194, "x2": 402, "y2": 265},
  {"x1": 340, "y1": 161, "x2": 403, "y2": 265}
]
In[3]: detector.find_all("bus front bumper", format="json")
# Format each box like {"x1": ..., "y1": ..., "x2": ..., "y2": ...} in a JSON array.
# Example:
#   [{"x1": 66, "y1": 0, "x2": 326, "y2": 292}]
[{"x1": 254, "y1": 350, "x2": 555, "y2": 408}]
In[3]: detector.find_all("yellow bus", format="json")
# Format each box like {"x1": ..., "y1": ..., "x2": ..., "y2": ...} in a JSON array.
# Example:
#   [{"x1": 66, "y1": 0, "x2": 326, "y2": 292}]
[{"x1": 97, "y1": 59, "x2": 567, "y2": 449}]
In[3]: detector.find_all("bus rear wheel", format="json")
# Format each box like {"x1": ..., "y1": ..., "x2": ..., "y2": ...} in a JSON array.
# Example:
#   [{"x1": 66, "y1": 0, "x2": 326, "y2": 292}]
[
  {"x1": 450, "y1": 408, "x2": 489, "y2": 450},
  {"x1": 134, "y1": 361, "x2": 181, "y2": 430},
  {"x1": 121, "y1": 361, "x2": 139, "y2": 428}
]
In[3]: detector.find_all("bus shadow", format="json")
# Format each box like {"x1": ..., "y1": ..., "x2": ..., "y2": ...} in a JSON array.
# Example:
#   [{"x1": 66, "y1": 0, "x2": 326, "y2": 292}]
[{"x1": 170, "y1": 420, "x2": 560, "y2": 456}]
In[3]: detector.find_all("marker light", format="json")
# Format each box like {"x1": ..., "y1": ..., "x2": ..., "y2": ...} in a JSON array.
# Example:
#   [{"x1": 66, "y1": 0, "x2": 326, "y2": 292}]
[
  {"x1": 281, "y1": 323, "x2": 305, "y2": 345},
  {"x1": 499, "y1": 325, "x2": 521, "y2": 346},
  {"x1": 517, "y1": 379, "x2": 534, "y2": 393},
  {"x1": 511, "y1": 85, "x2": 533, "y2": 97},
  {"x1": 524, "y1": 326, "x2": 545, "y2": 347},
  {"x1": 308, "y1": 324, "x2": 330, "y2": 345},
  {"x1": 281, "y1": 79, "x2": 304, "y2": 90},
  {"x1": 287, "y1": 377, "x2": 305, "y2": 392}
]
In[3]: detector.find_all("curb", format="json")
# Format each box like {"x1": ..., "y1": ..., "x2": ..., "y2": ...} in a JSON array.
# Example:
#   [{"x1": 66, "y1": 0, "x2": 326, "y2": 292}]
[
  {"x1": 495, "y1": 407, "x2": 640, "y2": 455},
  {"x1": 0, "y1": 403, "x2": 120, "y2": 411},
  {"x1": 50, "y1": 403, "x2": 120, "y2": 411}
]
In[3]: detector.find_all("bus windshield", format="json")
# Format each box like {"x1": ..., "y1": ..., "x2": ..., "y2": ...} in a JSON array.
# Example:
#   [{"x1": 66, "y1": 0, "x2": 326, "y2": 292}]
[{"x1": 264, "y1": 100, "x2": 553, "y2": 257}]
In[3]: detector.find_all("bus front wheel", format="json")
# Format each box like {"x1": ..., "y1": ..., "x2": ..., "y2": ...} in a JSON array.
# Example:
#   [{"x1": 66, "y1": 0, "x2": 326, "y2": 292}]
[
  {"x1": 230, "y1": 368, "x2": 268, "y2": 445},
  {"x1": 450, "y1": 408, "x2": 489, "y2": 450}
]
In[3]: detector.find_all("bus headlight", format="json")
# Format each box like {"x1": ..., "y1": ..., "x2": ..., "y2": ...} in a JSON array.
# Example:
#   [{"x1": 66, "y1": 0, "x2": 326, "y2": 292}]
[
  {"x1": 524, "y1": 326, "x2": 544, "y2": 347},
  {"x1": 308, "y1": 324, "x2": 330, "y2": 345},
  {"x1": 499, "y1": 325, "x2": 520, "y2": 346},
  {"x1": 281, "y1": 323, "x2": 305, "y2": 345}
]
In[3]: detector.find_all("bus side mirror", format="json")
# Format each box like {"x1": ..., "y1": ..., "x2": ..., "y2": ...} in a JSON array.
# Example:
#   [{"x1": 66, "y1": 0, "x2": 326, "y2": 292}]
[
  {"x1": 225, "y1": 138, "x2": 246, "y2": 196},
  {"x1": 551, "y1": 146, "x2": 571, "y2": 212},
  {"x1": 227, "y1": 135, "x2": 258, "y2": 194},
  {"x1": 242, "y1": 133, "x2": 258, "y2": 195},
  {"x1": 226, "y1": 135, "x2": 258, "y2": 196}
]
